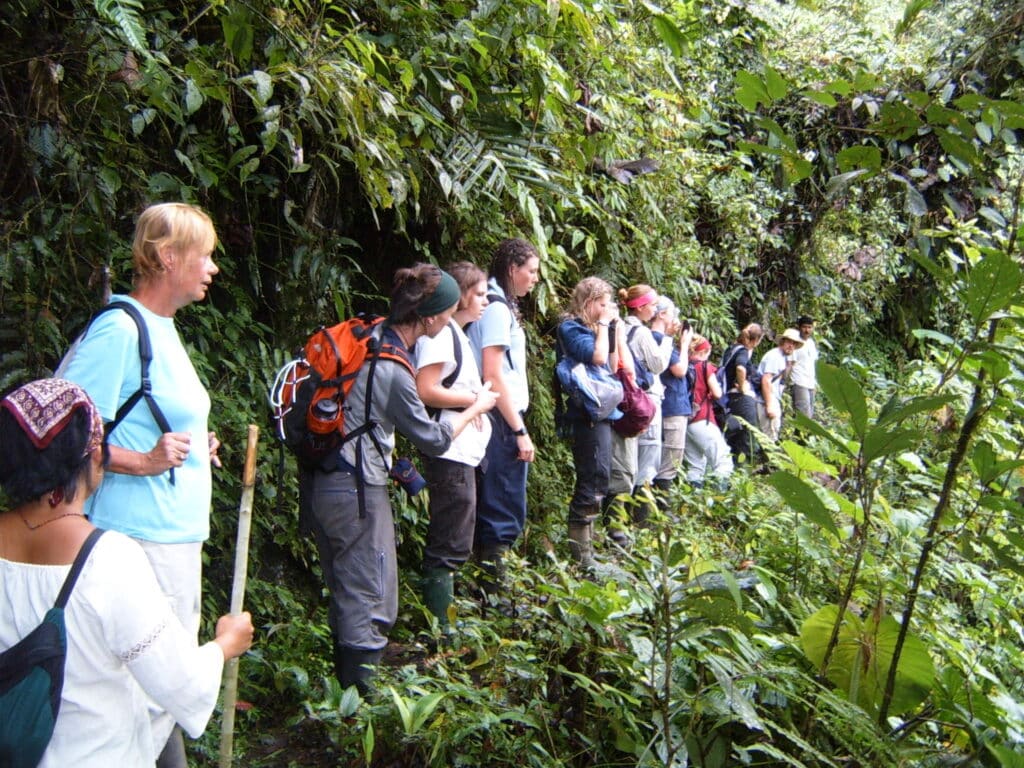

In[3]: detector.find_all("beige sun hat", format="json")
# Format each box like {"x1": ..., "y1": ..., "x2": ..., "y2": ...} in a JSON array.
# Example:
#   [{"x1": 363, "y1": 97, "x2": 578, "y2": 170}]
[{"x1": 780, "y1": 328, "x2": 805, "y2": 347}]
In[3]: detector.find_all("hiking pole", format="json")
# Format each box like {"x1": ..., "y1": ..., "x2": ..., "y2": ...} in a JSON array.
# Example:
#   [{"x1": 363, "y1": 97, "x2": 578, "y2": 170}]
[{"x1": 219, "y1": 424, "x2": 259, "y2": 768}]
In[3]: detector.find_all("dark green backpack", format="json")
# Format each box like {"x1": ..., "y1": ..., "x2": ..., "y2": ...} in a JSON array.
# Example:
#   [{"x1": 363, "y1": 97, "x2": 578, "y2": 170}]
[{"x1": 0, "y1": 528, "x2": 105, "y2": 768}]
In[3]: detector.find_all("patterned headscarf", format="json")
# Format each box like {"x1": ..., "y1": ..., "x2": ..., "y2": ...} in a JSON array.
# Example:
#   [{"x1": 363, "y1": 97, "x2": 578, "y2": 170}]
[{"x1": 1, "y1": 379, "x2": 103, "y2": 458}]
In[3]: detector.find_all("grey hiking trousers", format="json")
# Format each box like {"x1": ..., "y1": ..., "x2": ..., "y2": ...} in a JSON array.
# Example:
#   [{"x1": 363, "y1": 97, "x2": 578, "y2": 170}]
[{"x1": 308, "y1": 468, "x2": 397, "y2": 651}]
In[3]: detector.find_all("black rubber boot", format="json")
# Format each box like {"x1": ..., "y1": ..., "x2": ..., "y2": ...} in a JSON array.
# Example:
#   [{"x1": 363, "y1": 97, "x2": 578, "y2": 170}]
[
  {"x1": 632, "y1": 484, "x2": 656, "y2": 527},
  {"x1": 652, "y1": 477, "x2": 673, "y2": 511},
  {"x1": 476, "y1": 543, "x2": 509, "y2": 597},
  {"x1": 334, "y1": 645, "x2": 384, "y2": 696}
]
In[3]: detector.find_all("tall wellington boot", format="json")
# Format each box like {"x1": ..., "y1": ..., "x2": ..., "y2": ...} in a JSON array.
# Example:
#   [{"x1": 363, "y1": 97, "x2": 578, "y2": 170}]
[
  {"x1": 476, "y1": 543, "x2": 509, "y2": 597},
  {"x1": 334, "y1": 645, "x2": 384, "y2": 696},
  {"x1": 567, "y1": 521, "x2": 595, "y2": 568},
  {"x1": 632, "y1": 484, "x2": 656, "y2": 527},
  {"x1": 652, "y1": 477, "x2": 673, "y2": 511},
  {"x1": 422, "y1": 567, "x2": 455, "y2": 630}
]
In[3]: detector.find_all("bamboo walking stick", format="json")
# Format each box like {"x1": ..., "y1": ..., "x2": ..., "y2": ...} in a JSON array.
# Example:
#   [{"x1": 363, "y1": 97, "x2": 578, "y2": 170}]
[{"x1": 219, "y1": 424, "x2": 259, "y2": 768}]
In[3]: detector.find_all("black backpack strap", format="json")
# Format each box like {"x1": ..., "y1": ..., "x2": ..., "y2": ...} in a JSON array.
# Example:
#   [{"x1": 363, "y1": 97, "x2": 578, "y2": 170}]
[
  {"x1": 441, "y1": 320, "x2": 463, "y2": 389},
  {"x1": 349, "y1": 333, "x2": 414, "y2": 518},
  {"x1": 720, "y1": 345, "x2": 741, "y2": 388},
  {"x1": 486, "y1": 293, "x2": 515, "y2": 369},
  {"x1": 54, "y1": 529, "x2": 106, "y2": 609},
  {"x1": 90, "y1": 302, "x2": 176, "y2": 485},
  {"x1": 426, "y1": 322, "x2": 464, "y2": 421}
]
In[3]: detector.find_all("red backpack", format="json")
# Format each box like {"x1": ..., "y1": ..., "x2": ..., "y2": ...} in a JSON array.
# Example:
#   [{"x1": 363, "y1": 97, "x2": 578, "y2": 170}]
[{"x1": 269, "y1": 316, "x2": 413, "y2": 468}]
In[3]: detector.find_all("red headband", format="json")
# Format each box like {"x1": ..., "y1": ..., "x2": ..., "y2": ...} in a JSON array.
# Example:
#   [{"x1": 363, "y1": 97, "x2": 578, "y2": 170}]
[{"x1": 625, "y1": 291, "x2": 657, "y2": 310}]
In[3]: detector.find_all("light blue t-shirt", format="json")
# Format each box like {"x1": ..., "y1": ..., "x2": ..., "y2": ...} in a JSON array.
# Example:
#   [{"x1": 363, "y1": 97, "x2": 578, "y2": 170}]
[
  {"x1": 59, "y1": 295, "x2": 212, "y2": 543},
  {"x1": 466, "y1": 279, "x2": 529, "y2": 413}
]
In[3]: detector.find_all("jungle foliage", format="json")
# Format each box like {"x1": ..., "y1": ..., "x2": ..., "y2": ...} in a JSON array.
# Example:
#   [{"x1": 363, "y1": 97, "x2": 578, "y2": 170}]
[{"x1": 2, "y1": 0, "x2": 1024, "y2": 765}]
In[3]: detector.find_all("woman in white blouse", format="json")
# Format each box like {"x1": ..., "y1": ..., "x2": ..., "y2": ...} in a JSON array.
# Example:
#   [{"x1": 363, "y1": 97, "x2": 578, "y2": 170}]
[{"x1": 0, "y1": 379, "x2": 252, "y2": 767}]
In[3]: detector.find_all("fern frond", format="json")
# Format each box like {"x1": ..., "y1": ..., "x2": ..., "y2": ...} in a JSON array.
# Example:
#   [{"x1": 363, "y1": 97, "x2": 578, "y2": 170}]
[{"x1": 93, "y1": 0, "x2": 149, "y2": 55}]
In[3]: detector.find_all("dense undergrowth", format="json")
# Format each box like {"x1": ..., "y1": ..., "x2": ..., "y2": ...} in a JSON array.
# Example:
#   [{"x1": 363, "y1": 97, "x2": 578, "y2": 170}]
[{"x1": 2, "y1": 0, "x2": 1024, "y2": 765}]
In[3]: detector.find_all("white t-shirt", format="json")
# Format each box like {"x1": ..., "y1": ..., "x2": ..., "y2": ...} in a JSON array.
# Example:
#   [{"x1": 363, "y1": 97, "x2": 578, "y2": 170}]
[
  {"x1": 415, "y1": 321, "x2": 492, "y2": 466},
  {"x1": 756, "y1": 346, "x2": 790, "y2": 405},
  {"x1": 0, "y1": 532, "x2": 224, "y2": 767},
  {"x1": 790, "y1": 336, "x2": 818, "y2": 389}
]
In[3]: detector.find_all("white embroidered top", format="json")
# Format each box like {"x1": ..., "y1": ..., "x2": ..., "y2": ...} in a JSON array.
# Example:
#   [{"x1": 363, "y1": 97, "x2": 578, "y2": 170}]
[{"x1": 0, "y1": 531, "x2": 224, "y2": 766}]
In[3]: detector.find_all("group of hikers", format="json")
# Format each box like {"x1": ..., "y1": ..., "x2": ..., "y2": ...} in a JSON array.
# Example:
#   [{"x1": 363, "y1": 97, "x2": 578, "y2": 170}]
[
  {"x1": 556, "y1": 277, "x2": 819, "y2": 569},
  {"x1": 0, "y1": 201, "x2": 820, "y2": 765}
]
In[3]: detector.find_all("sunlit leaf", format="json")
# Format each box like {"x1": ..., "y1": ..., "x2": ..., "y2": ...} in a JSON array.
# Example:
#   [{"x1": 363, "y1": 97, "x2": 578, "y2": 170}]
[
  {"x1": 800, "y1": 605, "x2": 934, "y2": 715},
  {"x1": 764, "y1": 66, "x2": 789, "y2": 101}
]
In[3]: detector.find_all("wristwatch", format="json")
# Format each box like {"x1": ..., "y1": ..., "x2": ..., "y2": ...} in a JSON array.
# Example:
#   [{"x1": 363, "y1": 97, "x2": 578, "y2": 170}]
[{"x1": 513, "y1": 426, "x2": 528, "y2": 436}]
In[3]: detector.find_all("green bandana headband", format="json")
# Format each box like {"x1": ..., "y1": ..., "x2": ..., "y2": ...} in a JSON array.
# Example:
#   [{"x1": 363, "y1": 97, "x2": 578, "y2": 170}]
[{"x1": 414, "y1": 270, "x2": 460, "y2": 317}]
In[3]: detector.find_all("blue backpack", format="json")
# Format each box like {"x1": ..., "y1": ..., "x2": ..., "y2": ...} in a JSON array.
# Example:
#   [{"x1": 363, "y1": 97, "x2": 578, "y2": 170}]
[{"x1": 0, "y1": 529, "x2": 105, "y2": 768}]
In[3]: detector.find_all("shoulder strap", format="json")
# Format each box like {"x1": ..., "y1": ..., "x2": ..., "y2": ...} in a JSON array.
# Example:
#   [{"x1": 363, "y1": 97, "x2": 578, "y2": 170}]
[
  {"x1": 440, "y1": 320, "x2": 463, "y2": 390},
  {"x1": 485, "y1": 293, "x2": 515, "y2": 369},
  {"x1": 720, "y1": 345, "x2": 741, "y2": 379},
  {"x1": 88, "y1": 302, "x2": 176, "y2": 485},
  {"x1": 54, "y1": 529, "x2": 106, "y2": 609}
]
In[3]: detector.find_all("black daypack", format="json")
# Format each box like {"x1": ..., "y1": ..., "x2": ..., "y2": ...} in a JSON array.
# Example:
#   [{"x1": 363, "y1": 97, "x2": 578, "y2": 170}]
[
  {"x1": 0, "y1": 528, "x2": 105, "y2": 768},
  {"x1": 64, "y1": 301, "x2": 176, "y2": 484}
]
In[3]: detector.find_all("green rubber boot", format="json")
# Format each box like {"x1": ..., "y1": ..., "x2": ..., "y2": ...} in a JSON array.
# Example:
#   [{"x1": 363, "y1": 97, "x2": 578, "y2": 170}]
[{"x1": 422, "y1": 567, "x2": 455, "y2": 630}]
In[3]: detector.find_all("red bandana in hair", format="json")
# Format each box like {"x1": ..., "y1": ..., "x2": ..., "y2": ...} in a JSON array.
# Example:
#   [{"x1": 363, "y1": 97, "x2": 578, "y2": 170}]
[{"x1": 1, "y1": 379, "x2": 103, "y2": 457}]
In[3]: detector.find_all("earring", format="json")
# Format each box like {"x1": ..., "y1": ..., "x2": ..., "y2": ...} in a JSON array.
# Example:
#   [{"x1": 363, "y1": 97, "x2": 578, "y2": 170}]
[{"x1": 48, "y1": 487, "x2": 65, "y2": 508}]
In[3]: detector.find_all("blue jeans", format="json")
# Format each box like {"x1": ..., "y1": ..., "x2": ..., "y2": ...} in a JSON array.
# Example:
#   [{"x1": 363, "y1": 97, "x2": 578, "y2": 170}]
[{"x1": 474, "y1": 413, "x2": 529, "y2": 548}]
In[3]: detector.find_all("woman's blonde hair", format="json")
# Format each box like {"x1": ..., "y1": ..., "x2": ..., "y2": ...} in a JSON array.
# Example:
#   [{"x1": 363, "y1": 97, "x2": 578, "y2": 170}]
[
  {"x1": 567, "y1": 276, "x2": 613, "y2": 323},
  {"x1": 132, "y1": 203, "x2": 217, "y2": 282}
]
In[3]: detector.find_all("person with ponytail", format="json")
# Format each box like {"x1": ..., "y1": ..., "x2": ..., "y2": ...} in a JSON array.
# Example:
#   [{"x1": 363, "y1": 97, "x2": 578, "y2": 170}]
[{"x1": 307, "y1": 264, "x2": 498, "y2": 693}]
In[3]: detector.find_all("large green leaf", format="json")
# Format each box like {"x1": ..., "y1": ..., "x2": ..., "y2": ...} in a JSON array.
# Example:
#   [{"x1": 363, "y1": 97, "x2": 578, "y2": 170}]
[
  {"x1": 963, "y1": 251, "x2": 1022, "y2": 325},
  {"x1": 789, "y1": 409, "x2": 856, "y2": 456},
  {"x1": 862, "y1": 425, "x2": 922, "y2": 463},
  {"x1": 817, "y1": 363, "x2": 868, "y2": 439},
  {"x1": 836, "y1": 146, "x2": 881, "y2": 174},
  {"x1": 767, "y1": 471, "x2": 839, "y2": 537},
  {"x1": 800, "y1": 605, "x2": 934, "y2": 716}
]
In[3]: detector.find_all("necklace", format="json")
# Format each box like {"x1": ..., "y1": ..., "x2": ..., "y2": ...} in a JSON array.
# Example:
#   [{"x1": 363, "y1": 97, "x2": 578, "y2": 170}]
[{"x1": 18, "y1": 509, "x2": 86, "y2": 530}]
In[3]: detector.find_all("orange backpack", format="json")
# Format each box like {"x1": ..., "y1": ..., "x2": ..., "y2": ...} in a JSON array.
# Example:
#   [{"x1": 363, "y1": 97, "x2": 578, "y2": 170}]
[{"x1": 269, "y1": 316, "x2": 414, "y2": 468}]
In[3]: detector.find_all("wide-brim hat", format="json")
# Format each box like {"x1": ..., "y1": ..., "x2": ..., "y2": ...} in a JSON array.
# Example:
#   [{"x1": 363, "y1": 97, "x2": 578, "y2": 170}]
[{"x1": 780, "y1": 328, "x2": 804, "y2": 347}]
